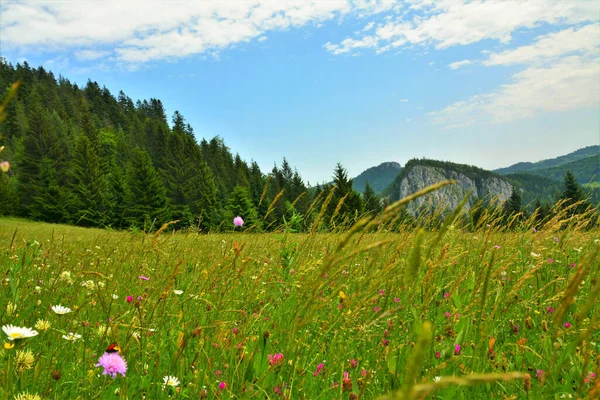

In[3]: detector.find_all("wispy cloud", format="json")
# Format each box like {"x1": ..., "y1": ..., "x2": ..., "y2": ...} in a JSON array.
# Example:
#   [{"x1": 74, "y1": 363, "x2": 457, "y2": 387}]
[
  {"x1": 448, "y1": 60, "x2": 472, "y2": 70},
  {"x1": 434, "y1": 23, "x2": 600, "y2": 127},
  {"x1": 0, "y1": 0, "x2": 396, "y2": 65}
]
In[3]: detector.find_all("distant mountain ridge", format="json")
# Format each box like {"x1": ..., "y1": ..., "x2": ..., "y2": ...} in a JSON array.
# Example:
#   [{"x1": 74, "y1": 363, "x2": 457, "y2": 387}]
[
  {"x1": 352, "y1": 162, "x2": 401, "y2": 194},
  {"x1": 495, "y1": 145, "x2": 599, "y2": 175}
]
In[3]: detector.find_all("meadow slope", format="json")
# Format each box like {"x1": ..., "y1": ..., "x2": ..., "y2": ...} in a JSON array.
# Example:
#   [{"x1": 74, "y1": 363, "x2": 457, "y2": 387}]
[{"x1": 0, "y1": 215, "x2": 598, "y2": 399}]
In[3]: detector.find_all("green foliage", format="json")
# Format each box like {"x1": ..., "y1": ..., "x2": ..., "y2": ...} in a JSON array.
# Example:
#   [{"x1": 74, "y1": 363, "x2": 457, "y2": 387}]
[
  {"x1": 495, "y1": 145, "x2": 599, "y2": 175},
  {"x1": 226, "y1": 185, "x2": 259, "y2": 230},
  {"x1": 352, "y1": 161, "x2": 402, "y2": 194}
]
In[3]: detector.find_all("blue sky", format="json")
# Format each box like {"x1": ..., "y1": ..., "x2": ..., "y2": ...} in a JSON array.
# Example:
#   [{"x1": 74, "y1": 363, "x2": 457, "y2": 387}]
[{"x1": 1, "y1": 0, "x2": 599, "y2": 185}]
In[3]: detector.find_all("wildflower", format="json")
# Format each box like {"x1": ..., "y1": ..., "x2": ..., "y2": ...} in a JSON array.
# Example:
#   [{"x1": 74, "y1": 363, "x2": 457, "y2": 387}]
[
  {"x1": 112, "y1": 294, "x2": 119, "y2": 299},
  {"x1": 349, "y1": 359, "x2": 358, "y2": 369},
  {"x1": 531, "y1": 252, "x2": 540, "y2": 257},
  {"x1": 378, "y1": 289, "x2": 385, "y2": 296},
  {"x1": 394, "y1": 297, "x2": 400, "y2": 303},
  {"x1": 444, "y1": 312, "x2": 451, "y2": 318},
  {"x1": 313, "y1": 363, "x2": 324, "y2": 376},
  {"x1": 6, "y1": 302, "x2": 17, "y2": 316},
  {"x1": 62, "y1": 332, "x2": 82, "y2": 341},
  {"x1": 126, "y1": 296, "x2": 133, "y2": 303},
  {"x1": 163, "y1": 375, "x2": 180, "y2": 388},
  {"x1": 454, "y1": 344, "x2": 461, "y2": 355},
  {"x1": 233, "y1": 216, "x2": 244, "y2": 227},
  {"x1": 547, "y1": 258, "x2": 553, "y2": 264},
  {"x1": 4, "y1": 342, "x2": 14, "y2": 349},
  {"x1": 570, "y1": 262, "x2": 576, "y2": 268},
  {"x1": 554, "y1": 237, "x2": 559, "y2": 243},
  {"x1": 342, "y1": 371, "x2": 352, "y2": 391},
  {"x1": 494, "y1": 245, "x2": 500, "y2": 249},
  {"x1": 13, "y1": 392, "x2": 41, "y2": 400},
  {"x1": 2, "y1": 325, "x2": 38, "y2": 340},
  {"x1": 219, "y1": 381, "x2": 228, "y2": 390},
  {"x1": 382, "y1": 338, "x2": 389, "y2": 346},
  {"x1": 532, "y1": 228, "x2": 537, "y2": 233},
  {"x1": 139, "y1": 276, "x2": 150, "y2": 281},
  {"x1": 173, "y1": 290, "x2": 183, "y2": 295},
  {"x1": 51, "y1": 305, "x2": 72, "y2": 315},
  {"x1": 15, "y1": 349, "x2": 35, "y2": 371},
  {"x1": 81, "y1": 280, "x2": 96, "y2": 290},
  {"x1": 268, "y1": 353, "x2": 284, "y2": 367},
  {"x1": 547, "y1": 307, "x2": 555, "y2": 314},
  {"x1": 0, "y1": 161, "x2": 10, "y2": 173},
  {"x1": 433, "y1": 376, "x2": 441, "y2": 382},
  {"x1": 535, "y1": 369, "x2": 544, "y2": 381},
  {"x1": 373, "y1": 306, "x2": 381, "y2": 313},
  {"x1": 443, "y1": 292, "x2": 450, "y2": 299},
  {"x1": 585, "y1": 372, "x2": 596, "y2": 384},
  {"x1": 524, "y1": 373, "x2": 531, "y2": 391},
  {"x1": 435, "y1": 351, "x2": 441, "y2": 359},
  {"x1": 513, "y1": 324, "x2": 520, "y2": 334},
  {"x1": 564, "y1": 322, "x2": 571, "y2": 328},
  {"x1": 96, "y1": 351, "x2": 127, "y2": 378}
]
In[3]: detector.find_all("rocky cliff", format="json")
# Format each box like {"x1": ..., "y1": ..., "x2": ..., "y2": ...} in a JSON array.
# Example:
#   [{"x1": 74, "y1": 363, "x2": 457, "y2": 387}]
[{"x1": 394, "y1": 164, "x2": 513, "y2": 215}]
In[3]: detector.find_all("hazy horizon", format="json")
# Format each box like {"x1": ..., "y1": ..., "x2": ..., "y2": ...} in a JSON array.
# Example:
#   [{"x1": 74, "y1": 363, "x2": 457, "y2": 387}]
[{"x1": 1, "y1": 0, "x2": 599, "y2": 184}]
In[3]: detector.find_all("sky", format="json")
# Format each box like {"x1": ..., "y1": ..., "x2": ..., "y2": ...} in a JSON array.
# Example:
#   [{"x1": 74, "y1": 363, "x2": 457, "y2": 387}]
[{"x1": 1, "y1": 0, "x2": 599, "y2": 185}]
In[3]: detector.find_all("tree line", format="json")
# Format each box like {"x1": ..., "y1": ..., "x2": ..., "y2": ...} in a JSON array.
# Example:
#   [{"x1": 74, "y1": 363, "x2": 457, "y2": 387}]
[{"x1": 0, "y1": 59, "x2": 382, "y2": 232}]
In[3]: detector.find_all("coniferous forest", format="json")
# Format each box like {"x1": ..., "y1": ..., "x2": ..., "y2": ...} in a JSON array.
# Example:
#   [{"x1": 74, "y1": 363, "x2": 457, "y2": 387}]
[{"x1": 0, "y1": 59, "x2": 380, "y2": 232}]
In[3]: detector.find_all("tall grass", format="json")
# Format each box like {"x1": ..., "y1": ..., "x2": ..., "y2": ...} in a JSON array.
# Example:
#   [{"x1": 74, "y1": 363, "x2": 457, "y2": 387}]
[{"x1": 0, "y1": 183, "x2": 598, "y2": 399}]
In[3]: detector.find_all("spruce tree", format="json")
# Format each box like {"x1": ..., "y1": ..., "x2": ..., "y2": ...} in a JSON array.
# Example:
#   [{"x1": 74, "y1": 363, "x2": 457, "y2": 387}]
[
  {"x1": 226, "y1": 185, "x2": 259, "y2": 230},
  {"x1": 125, "y1": 147, "x2": 170, "y2": 229},
  {"x1": 363, "y1": 181, "x2": 381, "y2": 215}
]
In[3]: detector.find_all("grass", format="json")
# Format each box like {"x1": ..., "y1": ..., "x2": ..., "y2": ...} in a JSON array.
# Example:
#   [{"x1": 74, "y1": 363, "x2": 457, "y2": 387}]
[{"x1": 0, "y1": 196, "x2": 598, "y2": 399}]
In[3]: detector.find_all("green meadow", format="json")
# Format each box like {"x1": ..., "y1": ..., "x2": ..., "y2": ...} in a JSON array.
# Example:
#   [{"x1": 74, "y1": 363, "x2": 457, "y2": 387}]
[{"x1": 0, "y1": 196, "x2": 598, "y2": 399}]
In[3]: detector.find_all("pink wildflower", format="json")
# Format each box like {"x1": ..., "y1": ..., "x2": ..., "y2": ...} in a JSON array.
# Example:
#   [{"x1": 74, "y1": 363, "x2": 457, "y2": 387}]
[
  {"x1": 547, "y1": 307, "x2": 555, "y2": 314},
  {"x1": 219, "y1": 381, "x2": 228, "y2": 390},
  {"x1": 342, "y1": 371, "x2": 352, "y2": 391},
  {"x1": 268, "y1": 353, "x2": 284, "y2": 367},
  {"x1": 435, "y1": 351, "x2": 441, "y2": 359},
  {"x1": 126, "y1": 296, "x2": 133, "y2": 303},
  {"x1": 443, "y1": 292, "x2": 450, "y2": 299},
  {"x1": 585, "y1": 372, "x2": 596, "y2": 384},
  {"x1": 233, "y1": 216, "x2": 244, "y2": 227},
  {"x1": 139, "y1": 276, "x2": 149, "y2": 281},
  {"x1": 378, "y1": 289, "x2": 385, "y2": 296},
  {"x1": 535, "y1": 369, "x2": 544, "y2": 381},
  {"x1": 349, "y1": 359, "x2": 358, "y2": 369},
  {"x1": 313, "y1": 363, "x2": 324, "y2": 376},
  {"x1": 394, "y1": 297, "x2": 400, "y2": 303},
  {"x1": 373, "y1": 306, "x2": 380, "y2": 312},
  {"x1": 454, "y1": 344, "x2": 461, "y2": 355},
  {"x1": 548, "y1": 258, "x2": 553, "y2": 264},
  {"x1": 564, "y1": 322, "x2": 571, "y2": 328},
  {"x1": 95, "y1": 352, "x2": 127, "y2": 378}
]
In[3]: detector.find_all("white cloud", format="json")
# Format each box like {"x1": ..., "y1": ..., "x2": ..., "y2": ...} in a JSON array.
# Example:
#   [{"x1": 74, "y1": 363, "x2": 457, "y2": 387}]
[
  {"x1": 75, "y1": 49, "x2": 112, "y2": 61},
  {"x1": 324, "y1": 0, "x2": 599, "y2": 55},
  {"x1": 448, "y1": 60, "x2": 472, "y2": 70},
  {"x1": 434, "y1": 23, "x2": 600, "y2": 127},
  {"x1": 363, "y1": 21, "x2": 375, "y2": 31},
  {"x1": 399, "y1": 98, "x2": 408, "y2": 102},
  {"x1": 483, "y1": 23, "x2": 600, "y2": 67},
  {"x1": 0, "y1": 0, "x2": 396, "y2": 65}
]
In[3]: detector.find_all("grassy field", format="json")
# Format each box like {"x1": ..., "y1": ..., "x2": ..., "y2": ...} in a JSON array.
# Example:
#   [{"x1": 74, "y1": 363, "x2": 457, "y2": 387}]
[{"x1": 0, "y1": 205, "x2": 598, "y2": 399}]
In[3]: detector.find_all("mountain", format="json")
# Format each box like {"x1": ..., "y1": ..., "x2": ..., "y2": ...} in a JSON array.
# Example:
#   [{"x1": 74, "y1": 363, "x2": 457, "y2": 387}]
[
  {"x1": 352, "y1": 162, "x2": 401, "y2": 194},
  {"x1": 383, "y1": 159, "x2": 513, "y2": 216},
  {"x1": 517, "y1": 155, "x2": 599, "y2": 184},
  {"x1": 495, "y1": 145, "x2": 599, "y2": 176}
]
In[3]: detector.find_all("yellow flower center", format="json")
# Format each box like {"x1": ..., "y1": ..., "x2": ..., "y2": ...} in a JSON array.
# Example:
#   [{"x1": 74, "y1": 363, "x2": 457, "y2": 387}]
[{"x1": 10, "y1": 333, "x2": 23, "y2": 339}]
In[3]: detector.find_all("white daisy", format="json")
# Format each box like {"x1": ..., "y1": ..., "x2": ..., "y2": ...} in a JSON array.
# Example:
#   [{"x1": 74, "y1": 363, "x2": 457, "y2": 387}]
[
  {"x1": 62, "y1": 332, "x2": 82, "y2": 341},
  {"x1": 2, "y1": 325, "x2": 39, "y2": 340},
  {"x1": 51, "y1": 305, "x2": 72, "y2": 315},
  {"x1": 173, "y1": 290, "x2": 183, "y2": 295},
  {"x1": 163, "y1": 375, "x2": 180, "y2": 387}
]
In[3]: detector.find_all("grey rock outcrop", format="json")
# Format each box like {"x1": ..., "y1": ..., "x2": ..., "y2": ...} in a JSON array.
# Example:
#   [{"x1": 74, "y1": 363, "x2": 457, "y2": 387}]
[{"x1": 397, "y1": 165, "x2": 513, "y2": 215}]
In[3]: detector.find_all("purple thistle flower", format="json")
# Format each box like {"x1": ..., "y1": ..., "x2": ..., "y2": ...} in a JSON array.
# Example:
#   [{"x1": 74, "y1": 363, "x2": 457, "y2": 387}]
[
  {"x1": 233, "y1": 216, "x2": 244, "y2": 227},
  {"x1": 96, "y1": 352, "x2": 127, "y2": 378}
]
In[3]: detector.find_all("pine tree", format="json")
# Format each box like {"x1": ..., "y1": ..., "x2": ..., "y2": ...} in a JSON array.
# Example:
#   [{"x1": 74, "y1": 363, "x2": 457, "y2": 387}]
[
  {"x1": 363, "y1": 181, "x2": 381, "y2": 215},
  {"x1": 69, "y1": 134, "x2": 109, "y2": 226},
  {"x1": 328, "y1": 163, "x2": 363, "y2": 225},
  {"x1": 125, "y1": 147, "x2": 170, "y2": 229},
  {"x1": 29, "y1": 158, "x2": 66, "y2": 222},
  {"x1": 505, "y1": 187, "x2": 522, "y2": 215},
  {"x1": 226, "y1": 185, "x2": 259, "y2": 230}
]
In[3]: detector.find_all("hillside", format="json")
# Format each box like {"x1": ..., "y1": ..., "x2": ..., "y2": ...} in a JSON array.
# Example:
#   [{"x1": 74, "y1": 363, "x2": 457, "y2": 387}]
[
  {"x1": 352, "y1": 161, "x2": 401, "y2": 194},
  {"x1": 522, "y1": 155, "x2": 599, "y2": 184},
  {"x1": 495, "y1": 145, "x2": 599, "y2": 175}
]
